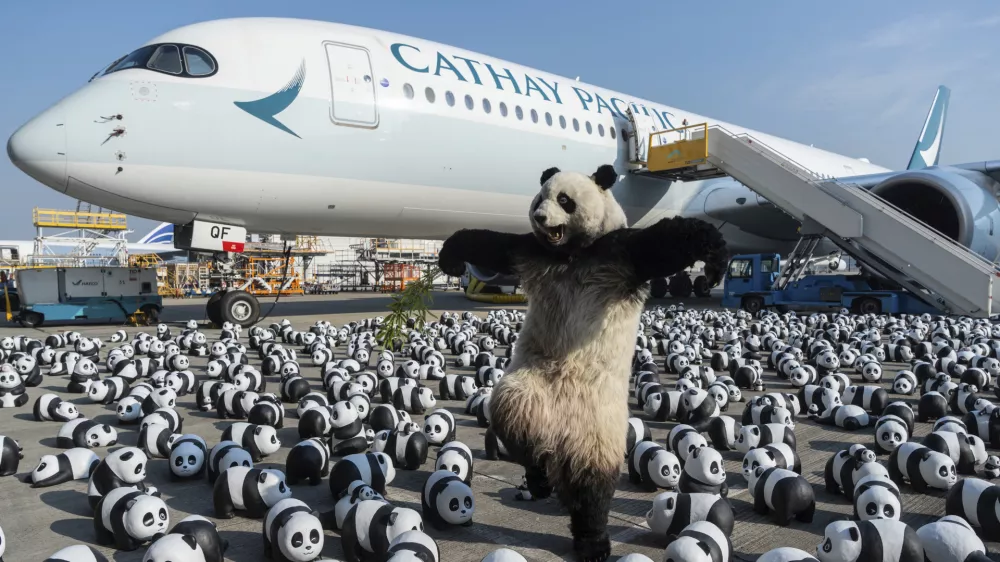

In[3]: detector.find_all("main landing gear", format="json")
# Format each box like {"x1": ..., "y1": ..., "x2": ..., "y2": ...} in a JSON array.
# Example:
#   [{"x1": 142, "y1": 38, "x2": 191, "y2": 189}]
[
  {"x1": 206, "y1": 289, "x2": 261, "y2": 328},
  {"x1": 650, "y1": 273, "x2": 715, "y2": 299}
]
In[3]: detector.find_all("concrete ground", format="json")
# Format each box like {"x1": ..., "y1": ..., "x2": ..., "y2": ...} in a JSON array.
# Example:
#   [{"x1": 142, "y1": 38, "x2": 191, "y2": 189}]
[{"x1": 0, "y1": 292, "x2": 990, "y2": 561}]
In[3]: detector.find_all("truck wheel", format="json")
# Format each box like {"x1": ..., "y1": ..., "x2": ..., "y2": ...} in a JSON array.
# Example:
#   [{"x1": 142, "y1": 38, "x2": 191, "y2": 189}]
[
  {"x1": 220, "y1": 290, "x2": 260, "y2": 328},
  {"x1": 20, "y1": 311, "x2": 43, "y2": 328},
  {"x1": 669, "y1": 274, "x2": 693, "y2": 298},
  {"x1": 139, "y1": 304, "x2": 160, "y2": 326},
  {"x1": 693, "y1": 275, "x2": 712, "y2": 298},
  {"x1": 650, "y1": 278, "x2": 668, "y2": 299},
  {"x1": 855, "y1": 298, "x2": 881, "y2": 315},
  {"x1": 741, "y1": 296, "x2": 764, "y2": 315}
]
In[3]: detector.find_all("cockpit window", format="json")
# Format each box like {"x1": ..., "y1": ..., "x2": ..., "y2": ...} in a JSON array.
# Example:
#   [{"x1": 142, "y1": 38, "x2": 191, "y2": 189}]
[
  {"x1": 106, "y1": 45, "x2": 158, "y2": 74},
  {"x1": 147, "y1": 45, "x2": 183, "y2": 74},
  {"x1": 99, "y1": 43, "x2": 217, "y2": 78},
  {"x1": 183, "y1": 46, "x2": 216, "y2": 76}
]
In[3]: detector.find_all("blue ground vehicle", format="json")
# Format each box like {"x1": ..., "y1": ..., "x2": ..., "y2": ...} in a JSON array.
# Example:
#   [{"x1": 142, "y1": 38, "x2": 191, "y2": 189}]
[
  {"x1": 720, "y1": 253, "x2": 940, "y2": 315},
  {"x1": 10, "y1": 267, "x2": 163, "y2": 327}
]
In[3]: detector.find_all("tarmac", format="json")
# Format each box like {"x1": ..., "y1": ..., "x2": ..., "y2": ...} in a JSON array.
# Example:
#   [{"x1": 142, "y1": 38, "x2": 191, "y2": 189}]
[{"x1": 0, "y1": 291, "x2": 990, "y2": 562}]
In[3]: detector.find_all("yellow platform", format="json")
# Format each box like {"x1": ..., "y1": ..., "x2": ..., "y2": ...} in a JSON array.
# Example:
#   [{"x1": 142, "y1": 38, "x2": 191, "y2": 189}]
[
  {"x1": 33, "y1": 208, "x2": 128, "y2": 230},
  {"x1": 646, "y1": 123, "x2": 709, "y2": 172}
]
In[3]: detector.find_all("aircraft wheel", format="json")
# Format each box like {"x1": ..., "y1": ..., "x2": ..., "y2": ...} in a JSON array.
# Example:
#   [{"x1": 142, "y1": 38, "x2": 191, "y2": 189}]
[
  {"x1": 650, "y1": 278, "x2": 668, "y2": 299},
  {"x1": 693, "y1": 275, "x2": 712, "y2": 298},
  {"x1": 854, "y1": 297, "x2": 881, "y2": 316},
  {"x1": 206, "y1": 291, "x2": 224, "y2": 327},
  {"x1": 220, "y1": 290, "x2": 260, "y2": 328},
  {"x1": 668, "y1": 274, "x2": 693, "y2": 298}
]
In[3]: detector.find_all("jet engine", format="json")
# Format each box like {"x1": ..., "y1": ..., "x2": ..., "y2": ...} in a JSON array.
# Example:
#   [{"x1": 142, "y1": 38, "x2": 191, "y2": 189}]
[{"x1": 869, "y1": 167, "x2": 1000, "y2": 262}]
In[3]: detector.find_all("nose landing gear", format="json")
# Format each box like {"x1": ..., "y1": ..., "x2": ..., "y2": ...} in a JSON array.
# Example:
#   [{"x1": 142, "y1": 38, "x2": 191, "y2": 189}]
[{"x1": 206, "y1": 289, "x2": 260, "y2": 328}]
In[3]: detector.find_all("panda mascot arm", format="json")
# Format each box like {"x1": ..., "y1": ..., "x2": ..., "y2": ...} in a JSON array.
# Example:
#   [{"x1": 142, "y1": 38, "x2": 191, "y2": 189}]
[{"x1": 614, "y1": 215, "x2": 728, "y2": 287}]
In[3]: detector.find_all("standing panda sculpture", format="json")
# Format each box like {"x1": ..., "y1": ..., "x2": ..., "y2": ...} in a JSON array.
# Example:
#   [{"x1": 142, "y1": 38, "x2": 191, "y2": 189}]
[{"x1": 437, "y1": 164, "x2": 726, "y2": 562}]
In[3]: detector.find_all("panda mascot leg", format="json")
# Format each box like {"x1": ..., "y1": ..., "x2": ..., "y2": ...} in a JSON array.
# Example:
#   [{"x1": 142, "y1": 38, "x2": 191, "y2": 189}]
[{"x1": 439, "y1": 164, "x2": 727, "y2": 562}]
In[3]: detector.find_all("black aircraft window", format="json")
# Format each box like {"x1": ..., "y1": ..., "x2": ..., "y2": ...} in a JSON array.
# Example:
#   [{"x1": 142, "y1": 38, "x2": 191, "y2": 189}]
[{"x1": 147, "y1": 45, "x2": 183, "y2": 75}]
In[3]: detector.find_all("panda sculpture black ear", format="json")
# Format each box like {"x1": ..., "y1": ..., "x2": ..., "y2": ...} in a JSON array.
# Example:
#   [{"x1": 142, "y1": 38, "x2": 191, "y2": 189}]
[
  {"x1": 591, "y1": 164, "x2": 618, "y2": 190},
  {"x1": 848, "y1": 526, "x2": 860, "y2": 541},
  {"x1": 540, "y1": 167, "x2": 560, "y2": 186},
  {"x1": 181, "y1": 535, "x2": 198, "y2": 550}
]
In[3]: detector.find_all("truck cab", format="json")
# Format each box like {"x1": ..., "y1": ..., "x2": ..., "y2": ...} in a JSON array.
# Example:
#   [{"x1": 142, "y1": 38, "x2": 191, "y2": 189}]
[{"x1": 721, "y1": 254, "x2": 780, "y2": 309}]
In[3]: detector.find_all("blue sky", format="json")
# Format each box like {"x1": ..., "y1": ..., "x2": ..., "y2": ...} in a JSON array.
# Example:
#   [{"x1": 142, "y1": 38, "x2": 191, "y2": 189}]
[{"x1": 1, "y1": 0, "x2": 998, "y2": 239}]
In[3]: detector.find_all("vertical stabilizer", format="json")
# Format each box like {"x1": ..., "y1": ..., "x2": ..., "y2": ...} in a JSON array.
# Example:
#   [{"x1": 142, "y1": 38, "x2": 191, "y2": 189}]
[
  {"x1": 907, "y1": 85, "x2": 950, "y2": 169},
  {"x1": 137, "y1": 222, "x2": 174, "y2": 245}
]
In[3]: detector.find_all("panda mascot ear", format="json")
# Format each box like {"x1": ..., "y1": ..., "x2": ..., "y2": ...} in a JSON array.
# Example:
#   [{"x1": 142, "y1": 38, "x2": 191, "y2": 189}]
[
  {"x1": 591, "y1": 164, "x2": 618, "y2": 190},
  {"x1": 181, "y1": 534, "x2": 198, "y2": 550},
  {"x1": 540, "y1": 167, "x2": 560, "y2": 186}
]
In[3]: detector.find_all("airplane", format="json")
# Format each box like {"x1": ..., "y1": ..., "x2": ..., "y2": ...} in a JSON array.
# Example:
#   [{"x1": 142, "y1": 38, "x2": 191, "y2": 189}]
[
  {"x1": 0, "y1": 222, "x2": 184, "y2": 265},
  {"x1": 7, "y1": 17, "x2": 990, "y2": 327}
]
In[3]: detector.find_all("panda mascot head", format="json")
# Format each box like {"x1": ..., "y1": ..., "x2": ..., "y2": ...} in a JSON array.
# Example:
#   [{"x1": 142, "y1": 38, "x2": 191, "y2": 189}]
[{"x1": 529, "y1": 165, "x2": 625, "y2": 252}]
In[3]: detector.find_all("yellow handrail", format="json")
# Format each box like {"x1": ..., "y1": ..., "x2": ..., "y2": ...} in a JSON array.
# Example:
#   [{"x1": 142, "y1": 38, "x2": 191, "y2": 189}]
[{"x1": 33, "y1": 208, "x2": 128, "y2": 230}]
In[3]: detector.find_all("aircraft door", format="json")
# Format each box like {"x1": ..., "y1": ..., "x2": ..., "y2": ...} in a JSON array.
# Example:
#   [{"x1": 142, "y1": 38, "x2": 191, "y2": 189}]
[
  {"x1": 626, "y1": 108, "x2": 664, "y2": 165},
  {"x1": 324, "y1": 42, "x2": 379, "y2": 128}
]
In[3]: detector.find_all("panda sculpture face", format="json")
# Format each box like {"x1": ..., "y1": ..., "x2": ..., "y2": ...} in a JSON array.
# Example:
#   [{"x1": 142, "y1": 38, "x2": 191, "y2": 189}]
[
  {"x1": 529, "y1": 166, "x2": 625, "y2": 250},
  {"x1": 817, "y1": 520, "x2": 864, "y2": 562},
  {"x1": 742, "y1": 448, "x2": 777, "y2": 480},
  {"x1": 117, "y1": 397, "x2": 143, "y2": 422},
  {"x1": 170, "y1": 442, "x2": 205, "y2": 477},
  {"x1": 86, "y1": 424, "x2": 118, "y2": 447},
  {"x1": 0, "y1": 370, "x2": 19, "y2": 389},
  {"x1": 436, "y1": 480, "x2": 475, "y2": 525},
  {"x1": 280, "y1": 511, "x2": 325, "y2": 561},
  {"x1": 123, "y1": 494, "x2": 170, "y2": 541},
  {"x1": 259, "y1": 469, "x2": 292, "y2": 505},
  {"x1": 686, "y1": 447, "x2": 725, "y2": 485},
  {"x1": 857, "y1": 486, "x2": 899, "y2": 521}
]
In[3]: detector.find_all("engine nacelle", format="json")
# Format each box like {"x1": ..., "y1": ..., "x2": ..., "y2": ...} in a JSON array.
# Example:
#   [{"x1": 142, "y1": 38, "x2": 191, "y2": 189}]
[{"x1": 870, "y1": 167, "x2": 1000, "y2": 262}]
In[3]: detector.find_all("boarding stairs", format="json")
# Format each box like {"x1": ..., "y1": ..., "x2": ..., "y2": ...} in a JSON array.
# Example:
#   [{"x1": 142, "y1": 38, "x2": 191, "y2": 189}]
[{"x1": 638, "y1": 123, "x2": 1000, "y2": 317}]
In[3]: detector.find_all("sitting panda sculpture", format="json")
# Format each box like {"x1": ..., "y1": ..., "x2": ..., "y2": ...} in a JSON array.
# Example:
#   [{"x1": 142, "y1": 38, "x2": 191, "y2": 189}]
[{"x1": 437, "y1": 164, "x2": 726, "y2": 562}]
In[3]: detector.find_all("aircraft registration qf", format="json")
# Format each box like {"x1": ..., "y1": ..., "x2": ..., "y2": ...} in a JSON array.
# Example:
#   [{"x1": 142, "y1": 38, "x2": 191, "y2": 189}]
[{"x1": 8, "y1": 17, "x2": 996, "y2": 326}]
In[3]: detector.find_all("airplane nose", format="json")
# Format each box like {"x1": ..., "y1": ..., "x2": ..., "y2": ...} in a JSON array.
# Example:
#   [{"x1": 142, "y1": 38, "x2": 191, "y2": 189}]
[{"x1": 7, "y1": 108, "x2": 67, "y2": 192}]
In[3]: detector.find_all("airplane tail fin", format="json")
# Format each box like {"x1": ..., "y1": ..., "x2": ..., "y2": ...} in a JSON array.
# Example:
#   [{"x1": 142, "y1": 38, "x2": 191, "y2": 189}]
[
  {"x1": 907, "y1": 85, "x2": 950, "y2": 169},
  {"x1": 137, "y1": 222, "x2": 174, "y2": 245}
]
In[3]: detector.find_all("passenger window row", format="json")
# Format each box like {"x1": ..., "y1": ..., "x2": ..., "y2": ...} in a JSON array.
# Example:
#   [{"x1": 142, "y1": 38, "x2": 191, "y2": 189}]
[{"x1": 402, "y1": 83, "x2": 617, "y2": 140}]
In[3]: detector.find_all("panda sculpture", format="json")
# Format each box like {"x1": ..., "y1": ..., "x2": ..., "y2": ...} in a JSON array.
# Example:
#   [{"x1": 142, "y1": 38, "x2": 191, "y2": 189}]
[
  {"x1": 758, "y1": 548, "x2": 819, "y2": 562},
  {"x1": 263, "y1": 498, "x2": 327, "y2": 562},
  {"x1": 706, "y1": 416, "x2": 740, "y2": 451},
  {"x1": 386, "y1": 530, "x2": 439, "y2": 562},
  {"x1": 748, "y1": 466, "x2": 815, "y2": 525},
  {"x1": 945, "y1": 477, "x2": 1000, "y2": 536},
  {"x1": 87, "y1": 447, "x2": 157, "y2": 510},
  {"x1": 916, "y1": 515, "x2": 992, "y2": 562},
  {"x1": 329, "y1": 452, "x2": 396, "y2": 498},
  {"x1": 43, "y1": 545, "x2": 109, "y2": 562},
  {"x1": 169, "y1": 434, "x2": 208, "y2": 480},
  {"x1": 626, "y1": 417, "x2": 652, "y2": 457},
  {"x1": 435, "y1": 441, "x2": 474, "y2": 485},
  {"x1": 887, "y1": 442, "x2": 958, "y2": 492},
  {"x1": 212, "y1": 466, "x2": 291, "y2": 519},
  {"x1": 666, "y1": 424, "x2": 708, "y2": 464},
  {"x1": 437, "y1": 164, "x2": 726, "y2": 562},
  {"x1": 340, "y1": 500, "x2": 425, "y2": 562},
  {"x1": 423, "y1": 408, "x2": 457, "y2": 446},
  {"x1": 143, "y1": 514, "x2": 229, "y2": 562},
  {"x1": 421, "y1": 470, "x2": 475, "y2": 530},
  {"x1": 57, "y1": 418, "x2": 118, "y2": 449},
  {"x1": 207, "y1": 441, "x2": 253, "y2": 484},
  {"x1": 0, "y1": 366, "x2": 27, "y2": 408},
  {"x1": 645, "y1": 491, "x2": 734, "y2": 540},
  {"x1": 922, "y1": 431, "x2": 988, "y2": 475},
  {"x1": 823, "y1": 445, "x2": 882, "y2": 499},
  {"x1": 852, "y1": 475, "x2": 900, "y2": 521},
  {"x1": 678, "y1": 446, "x2": 728, "y2": 497},
  {"x1": 741, "y1": 443, "x2": 801, "y2": 480},
  {"x1": 661, "y1": 521, "x2": 732, "y2": 562},
  {"x1": 0, "y1": 435, "x2": 22, "y2": 477},
  {"x1": 285, "y1": 437, "x2": 331, "y2": 486},
  {"x1": 627, "y1": 442, "x2": 681, "y2": 491},
  {"x1": 24, "y1": 447, "x2": 99, "y2": 487},
  {"x1": 736, "y1": 423, "x2": 797, "y2": 453},
  {"x1": 33, "y1": 393, "x2": 80, "y2": 422},
  {"x1": 816, "y1": 519, "x2": 923, "y2": 562},
  {"x1": 873, "y1": 416, "x2": 909, "y2": 455},
  {"x1": 93, "y1": 486, "x2": 170, "y2": 550},
  {"x1": 221, "y1": 422, "x2": 280, "y2": 462},
  {"x1": 331, "y1": 480, "x2": 387, "y2": 531}
]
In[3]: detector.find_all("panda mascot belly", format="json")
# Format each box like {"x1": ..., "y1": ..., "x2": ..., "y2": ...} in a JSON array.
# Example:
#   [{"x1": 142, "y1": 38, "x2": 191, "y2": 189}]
[{"x1": 437, "y1": 164, "x2": 726, "y2": 562}]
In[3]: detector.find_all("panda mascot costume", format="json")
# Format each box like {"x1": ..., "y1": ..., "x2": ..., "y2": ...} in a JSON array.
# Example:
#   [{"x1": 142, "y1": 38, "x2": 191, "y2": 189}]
[{"x1": 437, "y1": 164, "x2": 727, "y2": 562}]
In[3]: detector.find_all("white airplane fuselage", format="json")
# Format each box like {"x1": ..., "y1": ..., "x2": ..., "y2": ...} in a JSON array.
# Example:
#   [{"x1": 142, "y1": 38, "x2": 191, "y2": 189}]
[{"x1": 8, "y1": 17, "x2": 892, "y2": 256}]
